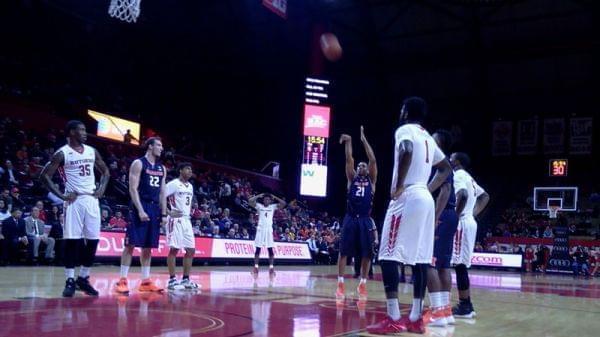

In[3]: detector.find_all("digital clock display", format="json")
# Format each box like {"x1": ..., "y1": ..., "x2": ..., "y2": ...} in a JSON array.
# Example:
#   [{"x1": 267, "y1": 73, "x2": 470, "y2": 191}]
[{"x1": 549, "y1": 159, "x2": 568, "y2": 177}]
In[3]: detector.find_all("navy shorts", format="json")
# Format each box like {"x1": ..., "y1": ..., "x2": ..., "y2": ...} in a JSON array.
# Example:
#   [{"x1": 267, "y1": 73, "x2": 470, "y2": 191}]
[
  {"x1": 433, "y1": 209, "x2": 459, "y2": 269},
  {"x1": 340, "y1": 214, "x2": 375, "y2": 258},
  {"x1": 126, "y1": 201, "x2": 161, "y2": 248}
]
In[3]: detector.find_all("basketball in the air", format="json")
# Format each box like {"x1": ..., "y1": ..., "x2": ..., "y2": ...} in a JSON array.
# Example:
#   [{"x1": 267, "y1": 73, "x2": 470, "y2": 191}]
[{"x1": 320, "y1": 33, "x2": 343, "y2": 62}]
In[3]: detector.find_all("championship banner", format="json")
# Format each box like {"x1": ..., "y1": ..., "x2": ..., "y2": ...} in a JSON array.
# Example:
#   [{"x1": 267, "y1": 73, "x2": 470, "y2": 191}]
[
  {"x1": 546, "y1": 227, "x2": 572, "y2": 273},
  {"x1": 516, "y1": 119, "x2": 538, "y2": 155},
  {"x1": 543, "y1": 118, "x2": 565, "y2": 154},
  {"x1": 96, "y1": 232, "x2": 311, "y2": 261},
  {"x1": 470, "y1": 252, "x2": 522, "y2": 268},
  {"x1": 569, "y1": 117, "x2": 593, "y2": 155},
  {"x1": 492, "y1": 121, "x2": 512, "y2": 156}
]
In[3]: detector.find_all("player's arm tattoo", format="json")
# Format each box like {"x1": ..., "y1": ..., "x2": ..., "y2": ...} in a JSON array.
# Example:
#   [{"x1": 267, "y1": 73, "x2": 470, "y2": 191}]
[
  {"x1": 434, "y1": 182, "x2": 451, "y2": 226},
  {"x1": 94, "y1": 149, "x2": 110, "y2": 198},
  {"x1": 428, "y1": 159, "x2": 452, "y2": 193},
  {"x1": 473, "y1": 191, "x2": 490, "y2": 217},
  {"x1": 39, "y1": 151, "x2": 67, "y2": 200},
  {"x1": 128, "y1": 160, "x2": 145, "y2": 214},
  {"x1": 455, "y1": 189, "x2": 468, "y2": 216},
  {"x1": 393, "y1": 140, "x2": 413, "y2": 193}
]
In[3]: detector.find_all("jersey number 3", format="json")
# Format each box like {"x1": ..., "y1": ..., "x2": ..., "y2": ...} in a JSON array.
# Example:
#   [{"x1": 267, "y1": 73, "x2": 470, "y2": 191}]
[{"x1": 149, "y1": 176, "x2": 160, "y2": 187}]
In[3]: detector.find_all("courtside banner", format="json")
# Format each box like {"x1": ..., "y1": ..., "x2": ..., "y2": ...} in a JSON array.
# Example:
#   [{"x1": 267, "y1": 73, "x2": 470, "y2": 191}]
[
  {"x1": 211, "y1": 239, "x2": 311, "y2": 260},
  {"x1": 96, "y1": 232, "x2": 212, "y2": 258},
  {"x1": 470, "y1": 252, "x2": 522, "y2": 268}
]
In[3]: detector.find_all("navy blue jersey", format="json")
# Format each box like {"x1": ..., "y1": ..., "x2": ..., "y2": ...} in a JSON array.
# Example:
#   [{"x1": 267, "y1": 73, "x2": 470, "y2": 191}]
[
  {"x1": 429, "y1": 166, "x2": 455, "y2": 210},
  {"x1": 137, "y1": 156, "x2": 164, "y2": 203},
  {"x1": 346, "y1": 175, "x2": 373, "y2": 217}
]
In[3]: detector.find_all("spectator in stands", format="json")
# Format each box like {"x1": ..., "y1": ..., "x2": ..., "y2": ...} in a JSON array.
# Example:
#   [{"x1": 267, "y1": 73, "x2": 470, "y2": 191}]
[
  {"x1": 571, "y1": 246, "x2": 590, "y2": 276},
  {"x1": 108, "y1": 210, "x2": 127, "y2": 231},
  {"x1": 0, "y1": 188, "x2": 12, "y2": 212},
  {"x1": 34, "y1": 201, "x2": 47, "y2": 222},
  {"x1": 9, "y1": 188, "x2": 25, "y2": 210},
  {"x1": 46, "y1": 205, "x2": 60, "y2": 224},
  {"x1": 25, "y1": 207, "x2": 55, "y2": 263},
  {"x1": 306, "y1": 234, "x2": 318, "y2": 262},
  {"x1": 474, "y1": 242, "x2": 484, "y2": 252},
  {"x1": 1, "y1": 160, "x2": 19, "y2": 187},
  {"x1": 100, "y1": 209, "x2": 110, "y2": 229},
  {"x1": 212, "y1": 225, "x2": 221, "y2": 239},
  {"x1": 542, "y1": 226, "x2": 554, "y2": 238},
  {"x1": 1, "y1": 208, "x2": 31, "y2": 264},
  {"x1": 226, "y1": 228, "x2": 238, "y2": 239},
  {"x1": 191, "y1": 201, "x2": 202, "y2": 220},
  {"x1": 316, "y1": 235, "x2": 329, "y2": 264},
  {"x1": 0, "y1": 200, "x2": 10, "y2": 222},
  {"x1": 241, "y1": 228, "x2": 250, "y2": 239},
  {"x1": 489, "y1": 241, "x2": 499, "y2": 252}
]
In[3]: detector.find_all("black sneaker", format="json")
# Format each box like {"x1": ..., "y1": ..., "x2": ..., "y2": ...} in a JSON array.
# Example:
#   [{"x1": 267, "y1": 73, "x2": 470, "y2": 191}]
[
  {"x1": 76, "y1": 276, "x2": 99, "y2": 296},
  {"x1": 452, "y1": 302, "x2": 476, "y2": 318},
  {"x1": 63, "y1": 278, "x2": 76, "y2": 297}
]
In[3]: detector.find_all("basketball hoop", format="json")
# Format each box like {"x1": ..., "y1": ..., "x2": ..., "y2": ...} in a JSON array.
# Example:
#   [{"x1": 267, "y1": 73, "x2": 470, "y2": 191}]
[
  {"x1": 548, "y1": 205, "x2": 560, "y2": 219},
  {"x1": 108, "y1": 0, "x2": 141, "y2": 23}
]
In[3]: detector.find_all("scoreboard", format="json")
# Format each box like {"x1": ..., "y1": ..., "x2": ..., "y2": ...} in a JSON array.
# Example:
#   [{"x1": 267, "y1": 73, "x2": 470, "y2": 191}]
[{"x1": 300, "y1": 77, "x2": 330, "y2": 197}]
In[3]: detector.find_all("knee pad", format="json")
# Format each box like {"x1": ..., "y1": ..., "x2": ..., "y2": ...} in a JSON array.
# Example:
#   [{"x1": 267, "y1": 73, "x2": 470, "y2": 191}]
[
  {"x1": 380, "y1": 260, "x2": 399, "y2": 294},
  {"x1": 455, "y1": 264, "x2": 470, "y2": 291}
]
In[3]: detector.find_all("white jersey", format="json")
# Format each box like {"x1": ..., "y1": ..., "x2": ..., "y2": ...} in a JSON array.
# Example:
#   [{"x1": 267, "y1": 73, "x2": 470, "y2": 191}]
[
  {"x1": 453, "y1": 169, "x2": 486, "y2": 218},
  {"x1": 59, "y1": 144, "x2": 96, "y2": 195},
  {"x1": 256, "y1": 203, "x2": 278, "y2": 229},
  {"x1": 165, "y1": 178, "x2": 194, "y2": 218},
  {"x1": 391, "y1": 124, "x2": 445, "y2": 190}
]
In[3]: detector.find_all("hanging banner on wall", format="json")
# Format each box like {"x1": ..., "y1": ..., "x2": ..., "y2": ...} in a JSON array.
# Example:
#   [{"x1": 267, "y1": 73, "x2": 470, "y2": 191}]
[
  {"x1": 492, "y1": 121, "x2": 512, "y2": 156},
  {"x1": 543, "y1": 118, "x2": 565, "y2": 154},
  {"x1": 517, "y1": 119, "x2": 538, "y2": 155},
  {"x1": 569, "y1": 117, "x2": 593, "y2": 155}
]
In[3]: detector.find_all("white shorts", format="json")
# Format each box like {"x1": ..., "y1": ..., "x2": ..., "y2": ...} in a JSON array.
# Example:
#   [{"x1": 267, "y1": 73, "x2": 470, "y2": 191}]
[
  {"x1": 63, "y1": 195, "x2": 100, "y2": 239},
  {"x1": 254, "y1": 226, "x2": 275, "y2": 248},
  {"x1": 166, "y1": 217, "x2": 195, "y2": 249},
  {"x1": 378, "y1": 185, "x2": 435, "y2": 265},
  {"x1": 451, "y1": 216, "x2": 477, "y2": 268}
]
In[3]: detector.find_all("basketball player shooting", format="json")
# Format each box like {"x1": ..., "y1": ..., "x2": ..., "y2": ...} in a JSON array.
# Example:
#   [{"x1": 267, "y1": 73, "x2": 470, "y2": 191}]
[
  {"x1": 336, "y1": 126, "x2": 378, "y2": 300},
  {"x1": 450, "y1": 152, "x2": 489, "y2": 318},
  {"x1": 40, "y1": 120, "x2": 110, "y2": 297},
  {"x1": 367, "y1": 97, "x2": 452, "y2": 334},
  {"x1": 248, "y1": 193, "x2": 286, "y2": 276}
]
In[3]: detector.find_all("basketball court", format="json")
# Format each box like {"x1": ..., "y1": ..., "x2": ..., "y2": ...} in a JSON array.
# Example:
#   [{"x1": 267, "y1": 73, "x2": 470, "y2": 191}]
[{"x1": 1, "y1": 265, "x2": 598, "y2": 337}]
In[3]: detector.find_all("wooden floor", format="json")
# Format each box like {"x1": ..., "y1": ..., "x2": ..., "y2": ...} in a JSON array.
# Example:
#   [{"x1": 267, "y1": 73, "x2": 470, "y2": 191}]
[{"x1": 0, "y1": 264, "x2": 598, "y2": 336}]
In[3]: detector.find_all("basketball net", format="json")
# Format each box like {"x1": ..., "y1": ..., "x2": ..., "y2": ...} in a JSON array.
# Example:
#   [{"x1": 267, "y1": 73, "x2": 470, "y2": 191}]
[
  {"x1": 108, "y1": 0, "x2": 141, "y2": 23},
  {"x1": 548, "y1": 205, "x2": 560, "y2": 219}
]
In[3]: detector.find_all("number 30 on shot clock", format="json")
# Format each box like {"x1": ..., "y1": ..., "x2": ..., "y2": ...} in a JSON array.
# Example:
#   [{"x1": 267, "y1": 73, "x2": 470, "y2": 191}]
[{"x1": 549, "y1": 159, "x2": 568, "y2": 177}]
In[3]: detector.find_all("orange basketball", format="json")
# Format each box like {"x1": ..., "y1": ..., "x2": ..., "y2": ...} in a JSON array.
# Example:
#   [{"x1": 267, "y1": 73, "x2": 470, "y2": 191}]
[{"x1": 320, "y1": 33, "x2": 343, "y2": 62}]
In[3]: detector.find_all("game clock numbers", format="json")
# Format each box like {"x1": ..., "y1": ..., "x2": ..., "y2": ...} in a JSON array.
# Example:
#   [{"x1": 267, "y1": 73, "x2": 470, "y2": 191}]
[{"x1": 549, "y1": 159, "x2": 568, "y2": 177}]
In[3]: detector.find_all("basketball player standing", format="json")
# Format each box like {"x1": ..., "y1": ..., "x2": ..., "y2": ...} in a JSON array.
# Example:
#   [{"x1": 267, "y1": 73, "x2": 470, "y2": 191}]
[
  {"x1": 336, "y1": 126, "x2": 378, "y2": 299},
  {"x1": 450, "y1": 152, "x2": 489, "y2": 318},
  {"x1": 367, "y1": 97, "x2": 452, "y2": 334},
  {"x1": 115, "y1": 137, "x2": 181, "y2": 294},
  {"x1": 40, "y1": 120, "x2": 110, "y2": 297},
  {"x1": 164, "y1": 162, "x2": 199, "y2": 290},
  {"x1": 248, "y1": 193, "x2": 286, "y2": 275}
]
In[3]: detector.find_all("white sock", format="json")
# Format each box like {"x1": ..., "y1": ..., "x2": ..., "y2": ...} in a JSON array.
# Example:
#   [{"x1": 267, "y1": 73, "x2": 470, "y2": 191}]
[
  {"x1": 360, "y1": 278, "x2": 367, "y2": 284},
  {"x1": 429, "y1": 292, "x2": 443, "y2": 309},
  {"x1": 409, "y1": 298, "x2": 423, "y2": 322},
  {"x1": 254, "y1": 264, "x2": 259, "y2": 268},
  {"x1": 386, "y1": 298, "x2": 401, "y2": 320},
  {"x1": 442, "y1": 291, "x2": 450, "y2": 306},
  {"x1": 141, "y1": 266, "x2": 151, "y2": 280},
  {"x1": 79, "y1": 266, "x2": 90, "y2": 278},
  {"x1": 120, "y1": 265, "x2": 130, "y2": 278},
  {"x1": 338, "y1": 276, "x2": 344, "y2": 283},
  {"x1": 269, "y1": 265, "x2": 274, "y2": 269},
  {"x1": 65, "y1": 268, "x2": 75, "y2": 279}
]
